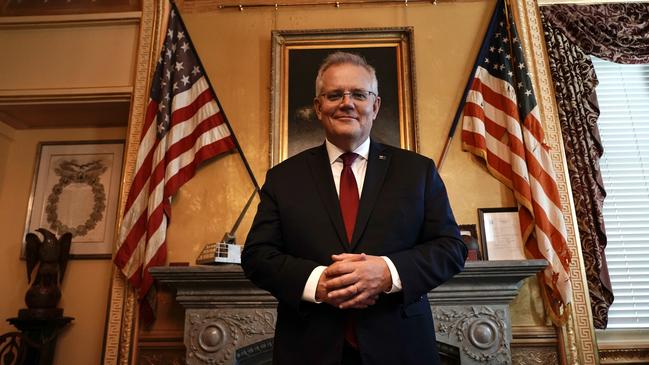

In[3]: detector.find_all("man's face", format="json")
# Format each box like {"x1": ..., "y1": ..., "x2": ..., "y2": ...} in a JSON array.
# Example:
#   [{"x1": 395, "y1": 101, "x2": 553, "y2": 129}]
[{"x1": 313, "y1": 63, "x2": 381, "y2": 151}]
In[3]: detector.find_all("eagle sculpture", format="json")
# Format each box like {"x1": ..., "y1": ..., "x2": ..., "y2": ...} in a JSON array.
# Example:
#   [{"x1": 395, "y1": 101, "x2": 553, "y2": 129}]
[{"x1": 24, "y1": 228, "x2": 72, "y2": 309}]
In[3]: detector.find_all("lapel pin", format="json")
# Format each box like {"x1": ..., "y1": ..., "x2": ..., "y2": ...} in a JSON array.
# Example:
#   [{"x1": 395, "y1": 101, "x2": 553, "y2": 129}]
[{"x1": 378, "y1": 155, "x2": 387, "y2": 160}]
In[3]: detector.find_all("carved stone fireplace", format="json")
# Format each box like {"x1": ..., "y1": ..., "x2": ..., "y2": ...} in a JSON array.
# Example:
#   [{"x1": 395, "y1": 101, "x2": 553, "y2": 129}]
[{"x1": 150, "y1": 259, "x2": 546, "y2": 365}]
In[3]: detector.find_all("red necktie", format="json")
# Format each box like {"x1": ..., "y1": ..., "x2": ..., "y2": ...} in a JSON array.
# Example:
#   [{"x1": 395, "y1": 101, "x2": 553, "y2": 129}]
[
  {"x1": 339, "y1": 152, "x2": 360, "y2": 349},
  {"x1": 339, "y1": 152, "x2": 359, "y2": 243}
]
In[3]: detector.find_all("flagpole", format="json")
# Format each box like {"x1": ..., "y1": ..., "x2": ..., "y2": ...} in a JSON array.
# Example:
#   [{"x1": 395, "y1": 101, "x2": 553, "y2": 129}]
[
  {"x1": 436, "y1": 0, "x2": 503, "y2": 170},
  {"x1": 503, "y1": 0, "x2": 561, "y2": 323},
  {"x1": 171, "y1": 2, "x2": 261, "y2": 194},
  {"x1": 171, "y1": 2, "x2": 262, "y2": 249},
  {"x1": 221, "y1": 188, "x2": 257, "y2": 243}
]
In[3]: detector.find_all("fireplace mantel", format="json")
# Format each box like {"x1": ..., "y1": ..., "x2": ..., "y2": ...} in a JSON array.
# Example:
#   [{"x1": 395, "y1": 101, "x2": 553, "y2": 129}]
[{"x1": 151, "y1": 259, "x2": 546, "y2": 364}]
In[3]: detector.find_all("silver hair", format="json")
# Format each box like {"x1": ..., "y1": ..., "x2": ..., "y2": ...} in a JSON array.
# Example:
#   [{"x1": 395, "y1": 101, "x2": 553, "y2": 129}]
[{"x1": 314, "y1": 51, "x2": 379, "y2": 97}]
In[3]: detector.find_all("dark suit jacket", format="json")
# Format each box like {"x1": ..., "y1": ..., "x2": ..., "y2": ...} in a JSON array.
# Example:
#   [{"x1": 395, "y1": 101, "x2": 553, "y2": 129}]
[{"x1": 242, "y1": 141, "x2": 467, "y2": 365}]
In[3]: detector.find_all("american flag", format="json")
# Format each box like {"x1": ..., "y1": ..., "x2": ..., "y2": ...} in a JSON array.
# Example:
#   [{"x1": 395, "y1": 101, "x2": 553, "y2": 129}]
[
  {"x1": 113, "y1": 4, "x2": 236, "y2": 321},
  {"x1": 461, "y1": 0, "x2": 572, "y2": 324}
]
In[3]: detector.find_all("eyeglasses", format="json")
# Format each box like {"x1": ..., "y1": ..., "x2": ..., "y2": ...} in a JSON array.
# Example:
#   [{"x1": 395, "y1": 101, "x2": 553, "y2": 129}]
[{"x1": 319, "y1": 89, "x2": 377, "y2": 103}]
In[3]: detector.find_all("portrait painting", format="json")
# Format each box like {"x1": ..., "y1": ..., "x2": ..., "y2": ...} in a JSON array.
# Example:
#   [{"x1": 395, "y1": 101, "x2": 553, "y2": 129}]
[{"x1": 270, "y1": 28, "x2": 418, "y2": 166}]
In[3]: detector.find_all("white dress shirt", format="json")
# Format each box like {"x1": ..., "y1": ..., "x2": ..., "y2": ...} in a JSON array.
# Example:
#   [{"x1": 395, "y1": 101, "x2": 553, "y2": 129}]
[{"x1": 301, "y1": 138, "x2": 402, "y2": 303}]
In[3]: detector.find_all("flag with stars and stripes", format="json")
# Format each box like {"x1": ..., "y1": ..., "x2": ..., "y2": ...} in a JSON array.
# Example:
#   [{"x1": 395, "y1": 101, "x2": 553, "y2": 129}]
[
  {"x1": 113, "y1": 3, "x2": 236, "y2": 322},
  {"x1": 460, "y1": 0, "x2": 572, "y2": 324}
]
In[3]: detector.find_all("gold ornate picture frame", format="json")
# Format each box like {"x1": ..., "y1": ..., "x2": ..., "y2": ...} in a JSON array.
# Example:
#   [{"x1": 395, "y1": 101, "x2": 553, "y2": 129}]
[
  {"x1": 270, "y1": 28, "x2": 418, "y2": 166},
  {"x1": 23, "y1": 140, "x2": 124, "y2": 259}
]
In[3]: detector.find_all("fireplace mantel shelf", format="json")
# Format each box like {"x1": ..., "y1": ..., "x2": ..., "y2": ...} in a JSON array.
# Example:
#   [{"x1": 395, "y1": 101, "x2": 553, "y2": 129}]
[
  {"x1": 150, "y1": 259, "x2": 547, "y2": 306},
  {"x1": 150, "y1": 259, "x2": 547, "y2": 365}
]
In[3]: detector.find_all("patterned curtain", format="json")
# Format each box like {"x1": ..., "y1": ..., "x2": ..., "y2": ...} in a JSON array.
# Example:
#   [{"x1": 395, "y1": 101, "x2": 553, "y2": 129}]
[
  {"x1": 541, "y1": 20, "x2": 613, "y2": 329},
  {"x1": 539, "y1": 3, "x2": 649, "y2": 328},
  {"x1": 542, "y1": 4, "x2": 649, "y2": 64}
]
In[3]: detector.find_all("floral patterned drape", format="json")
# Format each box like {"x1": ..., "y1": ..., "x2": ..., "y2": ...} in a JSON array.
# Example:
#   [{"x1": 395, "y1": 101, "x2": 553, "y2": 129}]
[
  {"x1": 542, "y1": 4, "x2": 649, "y2": 64},
  {"x1": 541, "y1": 3, "x2": 649, "y2": 329},
  {"x1": 542, "y1": 20, "x2": 612, "y2": 329}
]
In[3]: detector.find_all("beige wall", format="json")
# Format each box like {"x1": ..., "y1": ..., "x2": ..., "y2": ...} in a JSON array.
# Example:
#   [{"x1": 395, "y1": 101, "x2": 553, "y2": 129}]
[
  {"x1": 0, "y1": 125, "x2": 126, "y2": 365},
  {"x1": 0, "y1": 21, "x2": 137, "y2": 92},
  {"x1": 167, "y1": 0, "x2": 517, "y2": 260},
  {"x1": 161, "y1": 0, "x2": 542, "y2": 327}
]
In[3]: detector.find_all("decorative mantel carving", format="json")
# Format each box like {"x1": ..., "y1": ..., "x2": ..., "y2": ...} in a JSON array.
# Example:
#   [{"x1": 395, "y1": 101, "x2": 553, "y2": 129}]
[
  {"x1": 150, "y1": 259, "x2": 546, "y2": 365},
  {"x1": 185, "y1": 310, "x2": 276, "y2": 364}
]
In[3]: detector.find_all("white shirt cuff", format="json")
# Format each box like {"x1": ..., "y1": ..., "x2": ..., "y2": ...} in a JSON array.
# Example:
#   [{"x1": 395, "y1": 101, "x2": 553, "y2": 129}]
[
  {"x1": 302, "y1": 266, "x2": 327, "y2": 303},
  {"x1": 381, "y1": 256, "x2": 402, "y2": 293}
]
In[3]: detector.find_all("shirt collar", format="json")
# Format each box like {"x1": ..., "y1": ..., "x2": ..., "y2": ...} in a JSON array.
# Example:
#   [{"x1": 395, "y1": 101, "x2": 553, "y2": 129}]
[{"x1": 325, "y1": 138, "x2": 370, "y2": 165}]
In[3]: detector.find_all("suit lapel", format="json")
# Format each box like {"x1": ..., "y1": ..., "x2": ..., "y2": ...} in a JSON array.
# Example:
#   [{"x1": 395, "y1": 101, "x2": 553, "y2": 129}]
[
  {"x1": 350, "y1": 141, "x2": 390, "y2": 250},
  {"x1": 307, "y1": 145, "x2": 348, "y2": 251}
]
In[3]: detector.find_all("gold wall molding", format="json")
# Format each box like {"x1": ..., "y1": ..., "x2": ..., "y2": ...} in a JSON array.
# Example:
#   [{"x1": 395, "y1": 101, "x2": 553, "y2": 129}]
[
  {"x1": 180, "y1": 0, "x2": 649, "y2": 13},
  {"x1": 538, "y1": 0, "x2": 647, "y2": 5},
  {"x1": 102, "y1": 0, "x2": 164, "y2": 364},
  {"x1": 598, "y1": 329, "x2": 649, "y2": 364},
  {"x1": 512, "y1": 325, "x2": 557, "y2": 345},
  {"x1": 512, "y1": 348, "x2": 560, "y2": 365},
  {"x1": 181, "y1": 0, "x2": 449, "y2": 12},
  {"x1": 512, "y1": 0, "x2": 597, "y2": 363},
  {"x1": 599, "y1": 347, "x2": 649, "y2": 364},
  {"x1": 0, "y1": 12, "x2": 141, "y2": 29},
  {"x1": 0, "y1": 88, "x2": 132, "y2": 105},
  {"x1": 138, "y1": 329, "x2": 185, "y2": 365},
  {"x1": 138, "y1": 350, "x2": 186, "y2": 365},
  {"x1": 512, "y1": 326, "x2": 560, "y2": 364}
]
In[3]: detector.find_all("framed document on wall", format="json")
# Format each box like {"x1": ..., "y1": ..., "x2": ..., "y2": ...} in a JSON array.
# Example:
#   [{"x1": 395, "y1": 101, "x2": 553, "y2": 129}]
[
  {"x1": 478, "y1": 207, "x2": 526, "y2": 261},
  {"x1": 23, "y1": 140, "x2": 124, "y2": 259}
]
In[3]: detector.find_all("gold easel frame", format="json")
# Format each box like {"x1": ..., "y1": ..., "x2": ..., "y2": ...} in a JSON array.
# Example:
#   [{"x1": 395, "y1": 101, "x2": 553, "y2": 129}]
[{"x1": 101, "y1": 0, "x2": 598, "y2": 363}]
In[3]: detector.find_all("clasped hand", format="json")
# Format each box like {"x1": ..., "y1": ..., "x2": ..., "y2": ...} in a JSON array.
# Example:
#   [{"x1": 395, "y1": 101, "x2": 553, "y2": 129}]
[{"x1": 316, "y1": 253, "x2": 392, "y2": 309}]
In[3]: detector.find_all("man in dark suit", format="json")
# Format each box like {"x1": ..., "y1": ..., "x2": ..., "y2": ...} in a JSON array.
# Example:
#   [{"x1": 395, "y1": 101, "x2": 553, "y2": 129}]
[{"x1": 242, "y1": 52, "x2": 467, "y2": 365}]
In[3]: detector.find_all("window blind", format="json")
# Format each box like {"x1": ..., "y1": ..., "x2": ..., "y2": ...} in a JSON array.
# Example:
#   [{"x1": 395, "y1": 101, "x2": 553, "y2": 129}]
[{"x1": 592, "y1": 56, "x2": 649, "y2": 329}]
